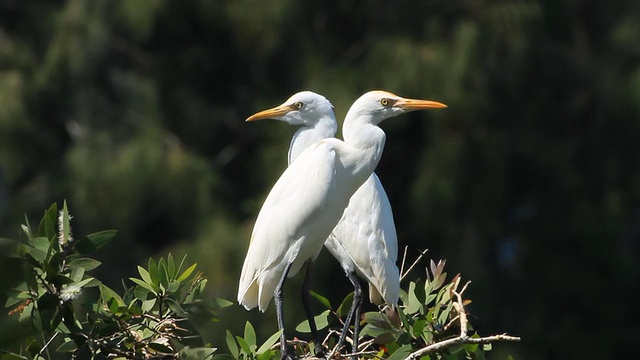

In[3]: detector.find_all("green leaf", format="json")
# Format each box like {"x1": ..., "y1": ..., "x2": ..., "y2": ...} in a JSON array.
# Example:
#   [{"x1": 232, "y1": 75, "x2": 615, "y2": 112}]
[
  {"x1": 337, "y1": 292, "x2": 354, "y2": 317},
  {"x1": 405, "y1": 281, "x2": 422, "y2": 314},
  {"x1": 167, "y1": 280, "x2": 181, "y2": 294},
  {"x1": 4, "y1": 288, "x2": 31, "y2": 307},
  {"x1": 225, "y1": 330, "x2": 239, "y2": 358},
  {"x1": 141, "y1": 298, "x2": 156, "y2": 312},
  {"x1": 107, "y1": 297, "x2": 120, "y2": 313},
  {"x1": 73, "y1": 277, "x2": 95, "y2": 289},
  {"x1": 179, "y1": 346, "x2": 217, "y2": 360},
  {"x1": 48, "y1": 274, "x2": 74, "y2": 288},
  {"x1": 99, "y1": 284, "x2": 125, "y2": 307},
  {"x1": 364, "y1": 312, "x2": 393, "y2": 330},
  {"x1": 295, "y1": 309, "x2": 330, "y2": 333},
  {"x1": 388, "y1": 344, "x2": 412, "y2": 360},
  {"x1": 130, "y1": 277, "x2": 156, "y2": 293},
  {"x1": 128, "y1": 303, "x2": 143, "y2": 316},
  {"x1": 138, "y1": 266, "x2": 153, "y2": 285},
  {"x1": 433, "y1": 273, "x2": 447, "y2": 291},
  {"x1": 133, "y1": 282, "x2": 153, "y2": 300},
  {"x1": 160, "y1": 257, "x2": 171, "y2": 288},
  {"x1": 360, "y1": 323, "x2": 397, "y2": 344},
  {"x1": 148, "y1": 341, "x2": 174, "y2": 354},
  {"x1": 310, "y1": 290, "x2": 332, "y2": 309},
  {"x1": 22, "y1": 263, "x2": 39, "y2": 292},
  {"x1": 257, "y1": 350, "x2": 277, "y2": 360},
  {"x1": 177, "y1": 263, "x2": 197, "y2": 282},
  {"x1": 84, "y1": 278, "x2": 101, "y2": 287},
  {"x1": 37, "y1": 293, "x2": 61, "y2": 334},
  {"x1": 2, "y1": 353, "x2": 30, "y2": 360},
  {"x1": 18, "y1": 301, "x2": 35, "y2": 323},
  {"x1": 148, "y1": 257, "x2": 160, "y2": 287},
  {"x1": 164, "y1": 298, "x2": 186, "y2": 316},
  {"x1": 38, "y1": 203, "x2": 58, "y2": 239},
  {"x1": 235, "y1": 336, "x2": 253, "y2": 355},
  {"x1": 211, "y1": 297, "x2": 234, "y2": 309},
  {"x1": 68, "y1": 258, "x2": 101, "y2": 271},
  {"x1": 438, "y1": 302, "x2": 453, "y2": 325},
  {"x1": 74, "y1": 230, "x2": 117, "y2": 254},
  {"x1": 167, "y1": 253, "x2": 176, "y2": 279},
  {"x1": 27, "y1": 237, "x2": 50, "y2": 262},
  {"x1": 257, "y1": 330, "x2": 283, "y2": 354},
  {"x1": 412, "y1": 318, "x2": 427, "y2": 339},
  {"x1": 44, "y1": 252, "x2": 61, "y2": 280},
  {"x1": 56, "y1": 338, "x2": 77, "y2": 353},
  {"x1": 176, "y1": 254, "x2": 188, "y2": 277},
  {"x1": 68, "y1": 265, "x2": 85, "y2": 282},
  {"x1": 244, "y1": 321, "x2": 257, "y2": 348},
  {"x1": 212, "y1": 354, "x2": 236, "y2": 360}
]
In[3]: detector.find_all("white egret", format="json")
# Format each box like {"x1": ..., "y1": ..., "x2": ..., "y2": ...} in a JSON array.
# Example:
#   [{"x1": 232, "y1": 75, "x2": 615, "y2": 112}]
[
  {"x1": 245, "y1": 91, "x2": 401, "y2": 358},
  {"x1": 238, "y1": 90, "x2": 446, "y2": 359}
]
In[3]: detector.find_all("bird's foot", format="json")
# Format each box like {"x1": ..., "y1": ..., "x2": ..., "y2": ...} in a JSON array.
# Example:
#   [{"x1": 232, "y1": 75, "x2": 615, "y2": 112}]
[{"x1": 313, "y1": 344, "x2": 326, "y2": 359}]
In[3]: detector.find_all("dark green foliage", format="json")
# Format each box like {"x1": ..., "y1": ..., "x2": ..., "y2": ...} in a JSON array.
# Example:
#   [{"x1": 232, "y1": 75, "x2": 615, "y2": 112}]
[{"x1": 3, "y1": 202, "x2": 228, "y2": 359}]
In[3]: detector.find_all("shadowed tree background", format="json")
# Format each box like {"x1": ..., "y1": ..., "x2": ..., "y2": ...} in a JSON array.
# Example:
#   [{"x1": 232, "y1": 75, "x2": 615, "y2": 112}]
[{"x1": 1, "y1": 0, "x2": 639, "y2": 358}]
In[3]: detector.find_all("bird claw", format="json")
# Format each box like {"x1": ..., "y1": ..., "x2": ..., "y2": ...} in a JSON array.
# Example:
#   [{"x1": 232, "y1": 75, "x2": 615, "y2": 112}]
[{"x1": 314, "y1": 347, "x2": 326, "y2": 359}]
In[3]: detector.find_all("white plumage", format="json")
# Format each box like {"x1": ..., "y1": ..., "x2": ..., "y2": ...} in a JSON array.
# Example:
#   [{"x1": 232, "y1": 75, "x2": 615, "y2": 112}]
[{"x1": 238, "y1": 90, "x2": 446, "y2": 358}]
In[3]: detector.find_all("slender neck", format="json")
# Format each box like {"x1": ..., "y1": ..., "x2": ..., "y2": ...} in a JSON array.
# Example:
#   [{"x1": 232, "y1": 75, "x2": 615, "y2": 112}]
[
  {"x1": 340, "y1": 112, "x2": 387, "y2": 179},
  {"x1": 288, "y1": 115, "x2": 338, "y2": 164}
]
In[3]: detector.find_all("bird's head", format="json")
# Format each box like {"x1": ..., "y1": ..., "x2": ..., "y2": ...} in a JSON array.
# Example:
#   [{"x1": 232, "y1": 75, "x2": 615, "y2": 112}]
[
  {"x1": 347, "y1": 90, "x2": 447, "y2": 125},
  {"x1": 246, "y1": 91, "x2": 335, "y2": 126}
]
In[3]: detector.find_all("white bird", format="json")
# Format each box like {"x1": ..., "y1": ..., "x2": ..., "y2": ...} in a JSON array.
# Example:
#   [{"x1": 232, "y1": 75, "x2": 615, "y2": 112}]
[
  {"x1": 238, "y1": 90, "x2": 446, "y2": 359},
  {"x1": 244, "y1": 91, "x2": 401, "y2": 357}
]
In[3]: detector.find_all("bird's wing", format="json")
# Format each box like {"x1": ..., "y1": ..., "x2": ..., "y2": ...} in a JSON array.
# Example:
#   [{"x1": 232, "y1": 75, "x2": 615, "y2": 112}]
[
  {"x1": 329, "y1": 173, "x2": 400, "y2": 305},
  {"x1": 238, "y1": 139, "x2": 340, "y2": 310}
]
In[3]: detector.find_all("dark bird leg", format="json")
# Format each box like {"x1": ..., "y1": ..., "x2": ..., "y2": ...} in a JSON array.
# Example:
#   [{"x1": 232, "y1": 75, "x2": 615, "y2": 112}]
[
  {"x1": 276, "y1": 262, "x2": 295, "y2": 360},
  {"x1": 350, "y1": 271, "x2": 363, "y2": 360},
  {"x1": 301, "y1": 260, "x2": 325, "y2": 358},
  {"x1": 336, "y1": 270, "x2": 363, "y2": 360}
]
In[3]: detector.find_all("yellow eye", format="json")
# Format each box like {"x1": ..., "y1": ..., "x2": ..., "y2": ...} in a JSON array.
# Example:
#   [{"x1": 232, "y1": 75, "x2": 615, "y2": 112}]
[
  {"x1": 380, "y1": 98, "x2": 389, "y2": 106},
  {"x1": 294, "y1": 102, "x2": 303, "y2": 109}
]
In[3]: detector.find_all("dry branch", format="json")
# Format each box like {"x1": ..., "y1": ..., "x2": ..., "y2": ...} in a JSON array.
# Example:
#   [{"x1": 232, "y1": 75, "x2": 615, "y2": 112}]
[{"x1": 406, "y1": 281, "x2": 520, "y2": 359}]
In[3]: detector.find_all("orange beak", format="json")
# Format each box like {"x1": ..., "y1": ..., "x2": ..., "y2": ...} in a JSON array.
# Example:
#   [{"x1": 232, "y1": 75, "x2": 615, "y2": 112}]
[
  {"x1": 395, "y1": 98, "x2": 447, "y2": 110},
  {"x1": 246, "y1": 105, "x2": 294, "y2": 122}
]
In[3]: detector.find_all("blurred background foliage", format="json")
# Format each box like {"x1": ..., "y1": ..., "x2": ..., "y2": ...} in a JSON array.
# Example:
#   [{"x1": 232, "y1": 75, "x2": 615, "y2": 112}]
[{"x1": 1, "y1": 0, "x2": 639, "y2": 358}]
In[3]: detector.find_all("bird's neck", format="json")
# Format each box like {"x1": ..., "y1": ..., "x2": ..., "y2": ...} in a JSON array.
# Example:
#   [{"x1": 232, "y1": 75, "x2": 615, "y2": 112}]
[
  {"x1": 340, "y1": 115, "x2": 387, "y2": 181},
  {"x1": 342, "y1": 113, "x2": 386, "y2": 154},
  {"x1": 288, "y1": 116, "x2": 338, "y2": 164}
]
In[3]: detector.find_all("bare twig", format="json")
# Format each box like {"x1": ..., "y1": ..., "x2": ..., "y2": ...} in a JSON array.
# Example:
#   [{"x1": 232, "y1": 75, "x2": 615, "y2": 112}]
[
  {"x1": 400, "y1": 248, "x2": 429, "y2": 281},
  {"x1": 442, "y1": 314, "x2": 461, "y2": 331},
  {"x1": 325, "y1": 329, "x2": 344, "y2": 359},
  {"x1": 406, "y1": 280, "x2": 520, "y2": 360},
  {"x1": 357, "y1": 338, "x2": 375, "y2": 352},
  {"x1": 37, "y1": 332, "x2": 58, "y2": 357},
  {"x1": 399, "y1": 246, "x2": 409, "y2": 280},
  {"x1": 338, "y1": 349, "x2": 380, "y2": 359}
]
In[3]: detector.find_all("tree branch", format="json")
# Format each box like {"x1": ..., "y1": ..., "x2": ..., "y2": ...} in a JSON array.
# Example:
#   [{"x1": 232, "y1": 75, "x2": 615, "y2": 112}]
[{"x1": 406, "y1": 280, "x2": 520, "y2": 360}]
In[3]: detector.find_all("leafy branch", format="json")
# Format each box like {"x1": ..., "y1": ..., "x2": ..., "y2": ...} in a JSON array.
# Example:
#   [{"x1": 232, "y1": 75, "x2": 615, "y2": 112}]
[{"x1": 4, "y1": 201, "x2": 229, "y2": 360}]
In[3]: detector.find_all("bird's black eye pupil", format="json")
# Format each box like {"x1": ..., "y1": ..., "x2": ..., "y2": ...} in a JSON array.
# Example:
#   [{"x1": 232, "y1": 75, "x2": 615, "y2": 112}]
[{"x1": 381, "y1": 99, "x2": 389, "y2": 106}]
